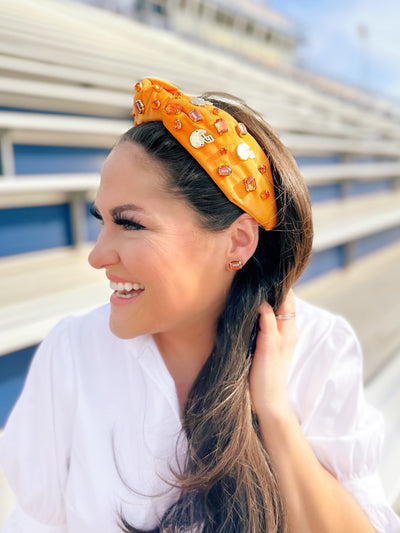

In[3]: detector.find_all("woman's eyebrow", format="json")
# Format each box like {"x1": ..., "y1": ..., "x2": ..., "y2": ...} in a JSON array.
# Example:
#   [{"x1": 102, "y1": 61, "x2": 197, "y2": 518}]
[{"x1": 110, "y1": 204, "x2": 146, "y2": 217}]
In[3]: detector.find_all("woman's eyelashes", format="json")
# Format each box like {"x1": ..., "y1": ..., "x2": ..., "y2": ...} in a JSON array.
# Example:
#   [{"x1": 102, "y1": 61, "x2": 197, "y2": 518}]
[
  {"x1": 113, "y1": 216, "x2": 145, "y2": 231},
  {"x1": 89, "y1": 205, "x2": 145, "y2": 231},
  {"x1": 90, "y1": 205, "x2": 103, "y2": 224}
]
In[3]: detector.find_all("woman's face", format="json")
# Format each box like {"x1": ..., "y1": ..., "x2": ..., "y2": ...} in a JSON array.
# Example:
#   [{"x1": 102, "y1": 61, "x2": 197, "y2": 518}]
[{"x1": 89, "y1": 142, "x2": 234, "y2": 341}]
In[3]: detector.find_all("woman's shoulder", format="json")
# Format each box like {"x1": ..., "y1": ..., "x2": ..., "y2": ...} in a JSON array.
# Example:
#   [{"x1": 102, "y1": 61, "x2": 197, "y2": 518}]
[
  {"x1": 295, "y1": 297, "x2": 359, "y2": 351},
  {"x1": 38, "y1": 304, "x2": 111, "y2": 355},
  {"x1": 291, "y1": 297, "x2": 363, "y2": 385},
  {"x1": 40, "y1": 304, "x2": 152, "y2": 368},
  {"x1": 290, "y1": 297, "x2": 369, "y2": 435},
  {"x1": 57, "y1": 302, "x2": 111, "y2": 333},
  {"x1": 296, "y1": 296, "x2": 353, "y2": 329}
]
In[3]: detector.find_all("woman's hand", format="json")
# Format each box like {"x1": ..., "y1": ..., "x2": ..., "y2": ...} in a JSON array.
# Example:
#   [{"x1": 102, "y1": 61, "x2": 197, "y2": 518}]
[
  {"x1": 249, "y1": 290, "x2": 376, "y2": 533},
  {"x1": 249, "y1": 289, "x2": 298, "y2": 421}
]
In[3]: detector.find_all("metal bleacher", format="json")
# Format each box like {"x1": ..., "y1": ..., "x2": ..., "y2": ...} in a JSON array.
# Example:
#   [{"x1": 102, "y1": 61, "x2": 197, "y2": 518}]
[{"x1": 0, "y1": 0, "x2": 400, "y2": 525}]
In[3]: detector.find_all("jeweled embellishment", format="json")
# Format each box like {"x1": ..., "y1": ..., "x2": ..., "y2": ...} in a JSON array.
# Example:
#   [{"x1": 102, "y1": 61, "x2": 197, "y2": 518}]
[
  {"x1": 260, "y1": 190, "x2": 270, "y2": 200},
  {"x1": 190, "y1": 97, "x2": 211, "y2": 106},
  {"x1": 236, "y1": 123, "x2": 247, "y2": 136},
  {"x1": 173, "y1": 119, "x2": 182, "y2": 130},
  {"x1": 236, "y1": 142, "x2": 255, "y2": 161},
  {"x1": 135, "y1": 82, "x2": 143, "y2": 91},
  {"x1": 189, "y1": 109, "x2": 202, "y2": 122},
  {"x1": 244, "y1": 176, "x2": 257, "y2": 192},
  {"x1": 218, "y1": 165, "x2": 232, "y2": 176},
  {"x1": 258, "y1": 165, "x2": 267, "y2": 174},
  {"x1": 165, "y1": 103, "x2": 183, "y2": 115},
  {"x1": 190, "y1": 129, "x2": 215, "y2": 148},
  {"x1": 214, "y1": 118, "x2": 228, "y2": 134},
  {"x1": 134, "y1": 99, "x2": 145, "y2": 114},
  {"x1": 212, "y1": 107, "x2": 220, "y2": 115},
  {"x1": 174, "y1": 91, "x2": 183, "y2": 98},
  {"x1": 154, "y1": 84, "x2": 162, "y2": 92},
  {"x1": 220, "y1": 147, "x2": 228, "y2": 154},
  {"x1": 152, "y1": 99, "x2": 161, "y2": 110}
]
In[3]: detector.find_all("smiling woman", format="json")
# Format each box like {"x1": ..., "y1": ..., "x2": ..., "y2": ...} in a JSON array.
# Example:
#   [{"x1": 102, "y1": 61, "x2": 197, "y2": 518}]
[
  {"x1": 0, "y1": 78, "x2": 399, "y2": 533},
  {"x1": 88, "y1": 142, "x2": 232, "y2": 345}
]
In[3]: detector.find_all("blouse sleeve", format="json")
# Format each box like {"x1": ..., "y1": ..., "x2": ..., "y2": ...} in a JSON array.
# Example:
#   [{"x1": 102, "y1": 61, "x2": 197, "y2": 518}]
[
  {"x1": 291, "y1": 306, "x2": 400, "y2": 533},
  {"x1": 0, "y1": 317, "x2": 76, "y2": 532}
]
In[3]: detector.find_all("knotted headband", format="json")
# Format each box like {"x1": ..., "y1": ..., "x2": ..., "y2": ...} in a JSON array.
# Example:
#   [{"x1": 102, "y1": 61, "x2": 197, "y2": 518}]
[{"x1": 132, "y1": 78, "x2": 277, "y2": 230}]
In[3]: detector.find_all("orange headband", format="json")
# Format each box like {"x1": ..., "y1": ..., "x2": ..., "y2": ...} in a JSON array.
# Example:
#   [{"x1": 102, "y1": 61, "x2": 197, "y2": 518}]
[{"x1": 132, "y1": 78, "x2": 277, "y2": 230}]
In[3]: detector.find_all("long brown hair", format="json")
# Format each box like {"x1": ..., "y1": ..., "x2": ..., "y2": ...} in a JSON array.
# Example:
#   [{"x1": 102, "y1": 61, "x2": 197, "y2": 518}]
[{"x1": 117, "y1": 92, "x2": 313, "y2": 532}]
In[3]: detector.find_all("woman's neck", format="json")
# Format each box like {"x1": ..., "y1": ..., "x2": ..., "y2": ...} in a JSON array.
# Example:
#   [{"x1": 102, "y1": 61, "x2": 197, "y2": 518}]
[{"x1": 153, "y1": 325, "x2": 216, "y2": 413}]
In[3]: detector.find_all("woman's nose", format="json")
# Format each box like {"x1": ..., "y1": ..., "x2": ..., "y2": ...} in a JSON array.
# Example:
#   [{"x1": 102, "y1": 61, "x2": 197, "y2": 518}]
[{"x1": 88, "y1": 232, "x2": 119, "y2": 270}]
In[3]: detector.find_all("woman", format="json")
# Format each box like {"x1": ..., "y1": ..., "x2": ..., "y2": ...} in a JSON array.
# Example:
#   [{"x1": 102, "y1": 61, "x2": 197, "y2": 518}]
[{"x1": 1, "y1": 78, "x2": 399, "y2": 533}]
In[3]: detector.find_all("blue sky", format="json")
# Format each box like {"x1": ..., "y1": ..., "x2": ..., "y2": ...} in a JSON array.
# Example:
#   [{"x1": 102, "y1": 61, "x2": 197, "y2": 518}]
[{"x1": 267, "y1": 0, "x2": 400, "y2": 103}]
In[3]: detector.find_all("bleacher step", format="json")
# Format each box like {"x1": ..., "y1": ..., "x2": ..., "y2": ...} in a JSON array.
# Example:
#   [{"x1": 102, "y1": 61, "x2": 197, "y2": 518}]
[
  {"x1": 312, "y1": 190, "x2": 400, "y2": 251},
  {"x1": 0, "y1": 246, "x2": 109, "y2": 355}
]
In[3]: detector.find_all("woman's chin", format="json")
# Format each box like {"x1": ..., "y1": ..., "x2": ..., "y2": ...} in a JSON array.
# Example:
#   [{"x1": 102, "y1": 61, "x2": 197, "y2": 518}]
[{"x1": 109, "y1": 316, "x2": 140, "y2": 339}]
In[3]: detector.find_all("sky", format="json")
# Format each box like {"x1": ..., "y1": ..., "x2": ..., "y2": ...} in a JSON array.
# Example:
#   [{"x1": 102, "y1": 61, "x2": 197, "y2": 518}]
[{"x1": 267, "y1": 0, "x2": 400, "y2": 103}]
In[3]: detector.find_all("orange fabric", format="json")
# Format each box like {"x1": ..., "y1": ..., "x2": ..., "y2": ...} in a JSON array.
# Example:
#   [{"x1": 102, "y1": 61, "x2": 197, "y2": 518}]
[{"x1": 132, "y1": 78, "x2": 277, "y2": 230}]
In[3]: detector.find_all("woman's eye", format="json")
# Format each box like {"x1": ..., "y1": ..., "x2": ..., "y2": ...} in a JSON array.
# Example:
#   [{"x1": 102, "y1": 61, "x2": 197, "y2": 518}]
[
  {"x1": 113, "y1": 216, "x2": 145, "y2": 231},
  {"x1": 89, "y1": 206, "x2": 145, "y2": 231},
  {"x1": 90, "y1": 205, "x2": 103, "y2": 225}
]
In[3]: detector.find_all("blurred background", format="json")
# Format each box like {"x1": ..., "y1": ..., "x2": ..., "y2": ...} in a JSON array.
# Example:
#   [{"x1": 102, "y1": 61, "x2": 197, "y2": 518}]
[{"x1": 0, "y1": 0, "x2": 399, "y2": 526}]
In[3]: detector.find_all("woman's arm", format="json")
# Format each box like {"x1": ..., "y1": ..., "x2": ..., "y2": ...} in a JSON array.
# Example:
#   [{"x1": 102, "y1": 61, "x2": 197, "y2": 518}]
[{"x1": 249, "y1": 291, "x2": 375, "y2": 533}]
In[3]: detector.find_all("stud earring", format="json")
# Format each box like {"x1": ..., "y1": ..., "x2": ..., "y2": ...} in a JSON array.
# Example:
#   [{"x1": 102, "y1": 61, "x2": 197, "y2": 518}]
[{"x1": 228, "y1": 260, "x2": 243, "y2": 271}]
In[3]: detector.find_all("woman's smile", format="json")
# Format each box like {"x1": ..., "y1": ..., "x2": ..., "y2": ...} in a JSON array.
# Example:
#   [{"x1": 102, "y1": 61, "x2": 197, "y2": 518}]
[{"x1": 107, "y1": 274, "x2": 145, "y2": 304}]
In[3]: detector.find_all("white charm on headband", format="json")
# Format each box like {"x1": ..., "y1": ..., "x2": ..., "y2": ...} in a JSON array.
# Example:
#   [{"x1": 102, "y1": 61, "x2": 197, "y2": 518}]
[
  {"x1": 190, "y1": 129, "x2": 215, "y2": 148},
  {"x1": 236, "y1": 142, "x2": 256, "y2": 161}
]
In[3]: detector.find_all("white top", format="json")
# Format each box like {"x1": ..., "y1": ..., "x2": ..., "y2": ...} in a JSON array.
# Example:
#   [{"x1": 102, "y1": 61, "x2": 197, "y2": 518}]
[{"x1": 1, "y1": 299, "x2": 399, "y2": 533}]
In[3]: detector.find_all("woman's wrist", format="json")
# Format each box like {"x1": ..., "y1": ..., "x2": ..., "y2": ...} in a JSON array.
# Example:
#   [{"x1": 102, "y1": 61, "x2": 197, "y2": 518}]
[{"x1": 257, "y1": 404, "x2": 299, "y2": 448}]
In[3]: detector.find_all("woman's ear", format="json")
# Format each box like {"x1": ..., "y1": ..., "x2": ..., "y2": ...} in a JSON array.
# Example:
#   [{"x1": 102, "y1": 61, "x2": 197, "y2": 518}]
[{"x1": 226, "y1": 214, "x2": 259, "y2": 269}]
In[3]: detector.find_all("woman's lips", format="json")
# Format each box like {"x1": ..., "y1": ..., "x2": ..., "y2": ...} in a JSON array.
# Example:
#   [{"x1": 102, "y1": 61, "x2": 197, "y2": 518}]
[{"x1": 110, "y1": 289, "x2": 144, "y2": 306}]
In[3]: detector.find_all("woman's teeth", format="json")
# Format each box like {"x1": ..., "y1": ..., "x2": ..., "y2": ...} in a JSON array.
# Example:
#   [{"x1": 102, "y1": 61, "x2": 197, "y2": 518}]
[{"x1": 110, "y1": 281, "x2": 145, "y2": 294}]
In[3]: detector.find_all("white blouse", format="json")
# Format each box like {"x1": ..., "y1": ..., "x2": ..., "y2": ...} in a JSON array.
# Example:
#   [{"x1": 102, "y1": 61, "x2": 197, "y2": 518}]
[{"x1": 1, "y1": 299, "x2": 399, "y2": 533}]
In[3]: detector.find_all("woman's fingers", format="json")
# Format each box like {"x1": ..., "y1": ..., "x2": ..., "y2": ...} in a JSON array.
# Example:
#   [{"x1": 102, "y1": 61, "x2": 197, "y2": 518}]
[
  {"x1": 275, "y1": 288, "x2": 296, "y2": 324},
  {"x1": 257, "y1": 300, "x2": 278, "y2": 345},
  {"x1": 275, "y1": 288, "x2": 296, "y2": 316},
  {"x1": 257, "y1": 289, "x2": 297, "y2": 341},
  {"x1": 250, "y1": 290, "x2": 298, "y2": 417},
  {"x1": 274, "y1": 289, "x2": 298, "y2": 343}
]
